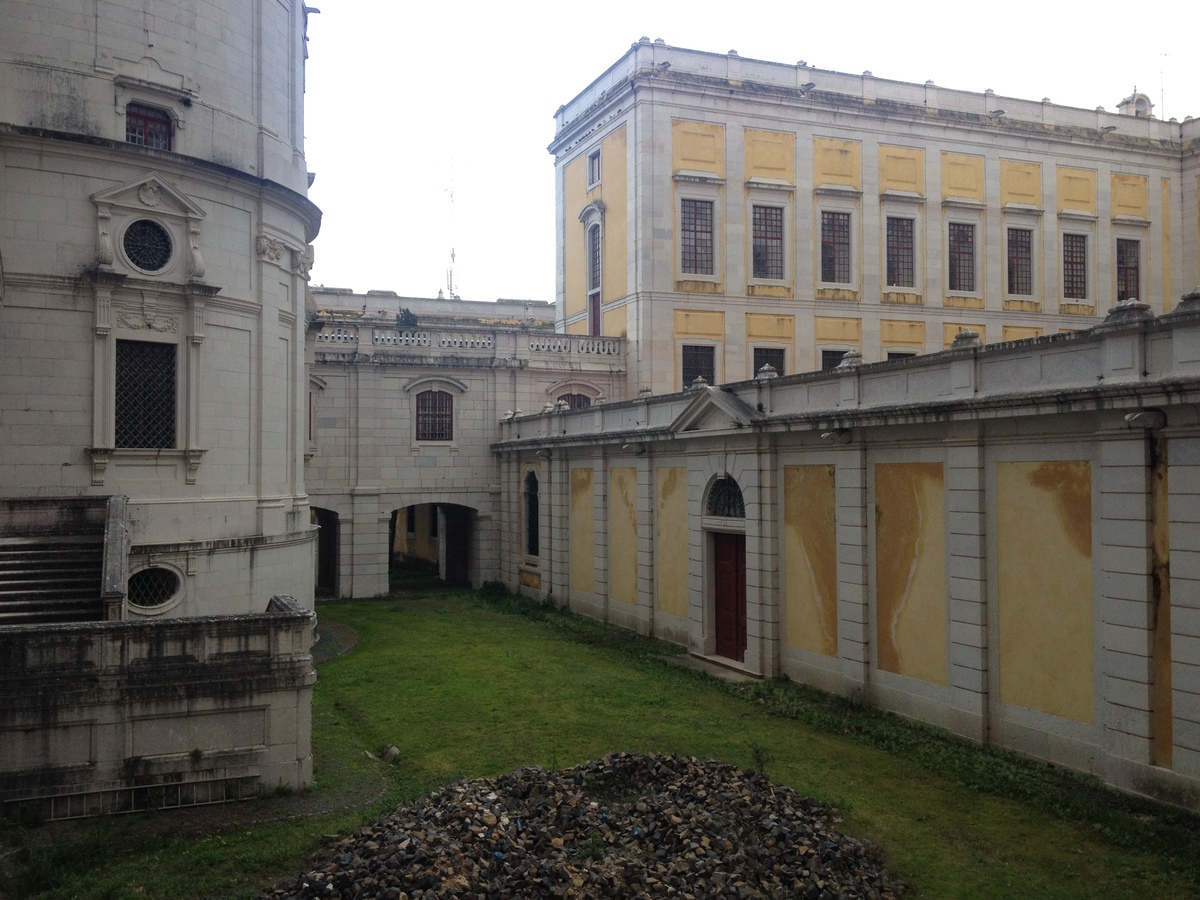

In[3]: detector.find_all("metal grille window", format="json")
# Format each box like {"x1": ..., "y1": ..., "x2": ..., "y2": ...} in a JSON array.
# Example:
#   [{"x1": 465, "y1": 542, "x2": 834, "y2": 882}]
[
  {"x1": 524, "y1": 471, "x2": 539, "y2": 557},
  {"x1": 682, "y1": 344, "x2": 715, "y2": 387},
  {"x1": 821, "y1": 349, "x2": 847, "y2": 371},
  {"x1": 587, "y1": 223, "x2": 601, "y2": 335},
  {"x1": 752, "y1": 206, "x2": 784, "y2": 280},
  {"x1": 707, "y1": 476, "x2": 745, "y2": 518},
  {"x1": 885, "y1": 217, "x2": 914, "y2": 287},
  {"x1": 415, "y1": 390, "x2": 453, "y2": 441},
  {"x1": 123, "y1": 219, "x2": 173, "y2": 272},
  {"x1": 1063, "y1": 233, "x2": 1088, "y2": 299},
  {"x1": 1007, "y1": 228, "x2": 1033, "y2": 295},
  {"x1": 753, "y1": 347, "x2": 785, "y2": 376},
  {"x1": 558, "y1": 393, "x2": 592, "y2": 410},
  {"x1": 1117, "y1": 239, "x2": 1140, "y2": 302},
  {"x1": 115, "y1": 339, "x2": 176, "y2": 449},
  {"x1": 820, "y1": 211, "x2": 851, "y2": 284},
  {"x1": 127, "y1": 567, "x2": 180, "y2": 608},
  {"x1": 680, "y1": 199, "x2": 714, "y2": 275},
  {"x1": 125, "y1": 102, "x2": 172, "y2": 150},
  {"x1": 948, "y1": 223, "x2": 976, "y2": 292}
]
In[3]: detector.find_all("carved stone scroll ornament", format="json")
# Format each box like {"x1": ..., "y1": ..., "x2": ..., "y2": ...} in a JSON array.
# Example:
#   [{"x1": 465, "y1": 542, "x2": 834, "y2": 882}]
[
  {"x1": 97, "y1": 208, "x2": 115, "y2": 266},
  {"x1": 187, "y1": 222, "x2": 205, "y2": 279},
  {"x1": 256, "y1": 235, "x2": 287, "y2": 263},
  {"x1": 295, "y1": 244, "x2": 314, "y2": 279},
  {"x1": 115, "y1": 309, "x2": 179, "y2": 333}
]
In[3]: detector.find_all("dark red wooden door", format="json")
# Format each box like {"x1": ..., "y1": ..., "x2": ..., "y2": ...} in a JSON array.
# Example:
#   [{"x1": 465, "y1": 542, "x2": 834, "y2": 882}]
[{"x1": 713, "y1": 532, "x2": 746, "y2": 661}]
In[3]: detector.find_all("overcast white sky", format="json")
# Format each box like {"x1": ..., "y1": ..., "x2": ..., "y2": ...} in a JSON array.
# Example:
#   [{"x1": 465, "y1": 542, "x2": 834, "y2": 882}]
[{"x1": 303, "y1": 1, "x2": 1197, "y2": 305}]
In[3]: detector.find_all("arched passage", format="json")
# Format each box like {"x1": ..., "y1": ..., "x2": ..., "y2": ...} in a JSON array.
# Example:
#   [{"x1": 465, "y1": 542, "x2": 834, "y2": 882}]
[{"x1": 391, "y1": 502, "x2": 477, "y2": 587}]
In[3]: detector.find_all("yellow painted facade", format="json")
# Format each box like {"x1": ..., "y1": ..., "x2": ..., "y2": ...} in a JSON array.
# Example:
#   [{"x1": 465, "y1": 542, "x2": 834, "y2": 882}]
[
  {"x1": 1057, "y1": 167, "x2": 1097, "y2": 215},
  {"x1": 570, "y1": 467, "x2": 595, "y2": 593},
  {"x1": 880, "y1": 319, "x2": 925, "y2": 350},
  {"x1": 1000, "y1": 160, "x2": 1042, "y2": 207},
  {"x1": 941, "y1": 153, "x2": 985, "y2": 202},
  {"x1": 608, "y1": 467, "x2": 638, "y2": 604},
  {"x1": 874, "y1": 462, "x2": 948, "y2": 686},
  {"x1": 813, "y1": 137, "x2": 861, "y2": 190},
  {"x1": 1111, "y1": 173, "x2": 1148, "y2": 219},
  {"x1": 783, "y1": 465, "x2": 838, "y2": 656},
  {"x1": 878, "y1": 145, "x2": 924, "y2": 195},
  {"x1": 673, "y1": 119, "x2": 725, "y2": 175},
  {"x1": 562, "y1": 153, "x2": 588, "y2": 321},
  {"x1": 996, "y1": 460, "x2": 1094, "y2": 723},
  {"x1": 814, "y1": 316, "x2": 862, "y2": 348},
  {"x1": 655, "y1": 467, "x2": 689, "y2": 618},
  {"x1": 1003, "y1": 325, "x2": 1042, "y2": 342},
  {"x1": 746, "y1": 313, "x2": 794, "y2": 377},
  {"x1": 745, "y1": 129, "x2": 794, "y2": 183}
]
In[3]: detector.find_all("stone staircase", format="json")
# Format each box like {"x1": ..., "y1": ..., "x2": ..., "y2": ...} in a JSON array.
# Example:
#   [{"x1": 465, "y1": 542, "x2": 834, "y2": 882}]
[
  {"x1": 0, "y1": 497, "x2": 128, "y2": 625},
  {"x1": 0, "y1": 535, "x2": 106, "y2": 624}
]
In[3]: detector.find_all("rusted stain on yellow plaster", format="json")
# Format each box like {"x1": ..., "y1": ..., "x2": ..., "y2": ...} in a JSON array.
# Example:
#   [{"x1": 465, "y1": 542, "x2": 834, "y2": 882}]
[
  {"x1": 944, "y1": 294, "x2": 984, "y2": 309},
  {"x1": 656, "y1": 467, "x2": 689, "y2": 618},
  {"x1": 570, "y1": 468, "x2": 595, "y2": 593},
  {"x1": 609, "y1": 467, "x2": 638, "y2": 605},
  {"x1": 875, "y1": 462, "x2": 947, "y2": 685},
  {"x1": 1003, "y1": 299, "x2": 1041, "y2": 313},
  {"x1": 1060, "y1": 302, "x2": 1096, "y2": 317},
  {"x1": 814, "y1": 288, "x2": 860, "y2": 303},
  {"x1": 997, "y1": 460, "x2": 1094, "y2": 723},
  {"x1": 881, "y1": 292, "x2": 923, "y2": 306},
  {"x1": 747, "y1": 284, "x2": 793, "y2": 299},
  {"x1": 783, "y1": 465, "x2": 838, "y2": 656}
]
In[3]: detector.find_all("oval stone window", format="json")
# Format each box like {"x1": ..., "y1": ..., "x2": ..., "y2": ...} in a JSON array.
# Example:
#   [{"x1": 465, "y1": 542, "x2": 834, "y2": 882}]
[
  {"x1": 127, "y1": 566, "x2": 181, "y2": 608},
  {"x1": 123, "y1": 219, "x2": 173, "y2": 272}
]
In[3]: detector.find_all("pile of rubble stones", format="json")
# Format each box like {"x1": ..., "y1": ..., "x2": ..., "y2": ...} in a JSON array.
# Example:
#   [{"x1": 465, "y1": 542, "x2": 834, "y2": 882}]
[{"x1": 260, "y1": 752, "x2": 903, "y2": 899}]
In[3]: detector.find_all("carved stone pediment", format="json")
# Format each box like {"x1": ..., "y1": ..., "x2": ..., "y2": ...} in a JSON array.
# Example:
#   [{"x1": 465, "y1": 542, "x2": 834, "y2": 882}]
[
  {"x1": 92, "y1": 173, "x2": 207, "y2": 280},
  {"x1": 670, "y1": 385, "x2": 764, "y2": 434}
]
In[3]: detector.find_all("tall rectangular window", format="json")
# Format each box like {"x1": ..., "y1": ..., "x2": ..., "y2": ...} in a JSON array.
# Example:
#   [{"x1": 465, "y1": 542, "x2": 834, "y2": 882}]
[
  {"x1": 115, "y1": 339, "x2": 176, "y2": 449},
  {"x1": 885, "y1": 217, "x2": 914, "y2": 288},
  {"x1": 820, "y1": 211, "x2": 851, "y2": 283},
  {"x1": 415, "y1": 390, "x2": 453, "y2": 441},
  {"x1": 1007, "y1": 228, "x2": 1033, "y2": 295},
  {"x1": 587, "y1": 223, "x2": 602, "y2": 335},
  {"x1": 947, "y1": 223, "x2": 976, "y2": 292},
  {"x1": 681, "y1": 344, "x2": 715, "y2": 387},
  {"x1": 680, "y1": 199, "x2": 714, "y2": 275},
  {"x1": 587, "y1": 150, "x2": 601, "y2": 188},
  {"x1": 1063, "y1": 233, "x2": 1088, "y2": 299},
  {"x1": 753, "y1": 347, "x2": 785, "y2": 376},
  {"x1": 1116, "y1": 238, "x2": 1140, "y2": 302},
  {"x1": 752, "y1": 206, "x2": 784, "y2": 280}
]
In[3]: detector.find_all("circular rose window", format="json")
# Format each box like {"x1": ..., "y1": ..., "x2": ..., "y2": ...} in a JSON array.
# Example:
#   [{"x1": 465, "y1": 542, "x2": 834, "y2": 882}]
[{"x1": 123, "y1": 219, "x2": 173, "y2": 272}]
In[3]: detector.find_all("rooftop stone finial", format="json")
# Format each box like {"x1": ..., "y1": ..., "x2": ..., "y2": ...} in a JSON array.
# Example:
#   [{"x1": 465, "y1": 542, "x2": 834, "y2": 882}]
[
  {"x1": 951, "y1": 329, "x2": 981, "y2": 349},
  {"x1": 1102, "y1": 297, "x2": 1153, "y2": 325},
  {"x1": 834, "y1": 349, "x2": 862, "y2": 371},
  {"x1": 755, "y1": 363, "x2": 779, "y2": 380}
]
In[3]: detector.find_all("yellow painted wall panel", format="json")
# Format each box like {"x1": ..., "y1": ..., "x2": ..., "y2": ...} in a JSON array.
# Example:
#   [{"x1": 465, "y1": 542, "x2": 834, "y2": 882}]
[
  {"x1": 397, "y1": 503, "x2": 438, "y2": 563},
  {"x1": 943, "y1": 322, "x2": 986, "y2": 346},
  {"x1": 880, "y1": 319, "x2": 925, "y2": 347},
  {"x1": 609, "y1": 467, "x2": 638, "y2": 604},
  {"x1": 783, "y1": 465, "x2": 838, "y2": 656},
  {"x1": 997, "y1": 460, "x2": 1094, "y2": 723},
  {"x1": 941, "y1": 153, "x2": 985, "y2": 202},
  {"x1": 674, "y1": 309, "x2": 725, "y2": 338},
  {"x1": 1057, "y1": 167, "x2": 1097, "y2": 215},
  {"x1": 745, "y1": 129, "x2": 795, "y2": 183},
  {"x1": 1000, "y1": 160, "x2": 1042, "y2": 207},
  {"x1": 1003, "y1": 325, "x2": 1042, "y2": 342},
  {"x1": 746, "y1": 313, "x2": 795, "y2": 341},
  {"x1": 814, "y1": 316, "x2": 862, "y2": 343},
  {"x1": 601, "y1": 125, "x2": 628, "y2": 299},
  {"x1": 570, "y1": 468, "x2": 595, "y2": 593},
  {"x1": 875, "y1": 462, "x2": 947, "y2": 685},
  {"x1": 1111, "y1": 173, "x2": 1148, "y2": 219},
  {"x1": 673, "y1": 120, "x2": 725, "y2": 175},
  {"x1": 655, "y1": 467, "x2": 689, "y2": 618},
  {"x1": 563, "y1": 154, "x2": 588, "y2": 318},
  {"x1": 602, "y1": 304, "x2": 626, "y2": 339},
  {"x1": 878, "y1": 145, "x2": 924, "y2": 195},
  {"x1": 813, "y1": 137, "x2": 861, "y2": 190}
]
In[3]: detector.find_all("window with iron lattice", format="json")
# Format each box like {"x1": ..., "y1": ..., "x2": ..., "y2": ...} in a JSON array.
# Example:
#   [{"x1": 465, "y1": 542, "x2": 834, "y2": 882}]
[
  {"x1": 115, "y1": 339, "x2": 176, "y2": 449},
  {"x1": 682, "y1": 344, "x2": 715, "y2": 387},
  {"x1": 415, "y1": 390, "x2": 453, "y2": 441},
  {"x1": 752, "y1": 206, "x2": 784, "y2": 280},
  {"x1": 753, "y1": 347, "x2": 785, "y2": 376},
  {"x1": 948, "y1": 223, "x2": 976, "y2": 292},
  {"x1": 1063, "y1": 233, "x2": 1088, "y2": 300},
  {"x1": 1007, "y1": 228, "x2": 1033, "y2": 296},
  {"x1": 680, "y1": 199, "x2": 714, "y2": 275},
  {"x1": 1116, "y1": 239, "x2": 1140, "y2": 302},
  {"x1": 820, "y1": 211, "x2": 851, "y2": 284},
  {"x1": 558, "y1": 393, "x2": 592, "y2": 410},
  {"x1": 885, "y1": 217, "x2": 914, "y2": 288}
]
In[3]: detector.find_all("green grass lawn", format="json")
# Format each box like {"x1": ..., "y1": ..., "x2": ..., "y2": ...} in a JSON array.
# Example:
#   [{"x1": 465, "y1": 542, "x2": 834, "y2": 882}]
[{"x1": 5, "y1": 587, "x2": 1200, "y2": 898}]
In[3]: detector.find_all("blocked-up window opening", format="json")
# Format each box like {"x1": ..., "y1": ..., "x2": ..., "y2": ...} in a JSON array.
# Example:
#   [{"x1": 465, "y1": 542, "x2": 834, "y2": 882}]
[
  {"x1": 416, "y1": 390, "x2": 453, "y2": 441},
  {"x1": 115, "y1": 339, "x2": 176, "y2": 449}
]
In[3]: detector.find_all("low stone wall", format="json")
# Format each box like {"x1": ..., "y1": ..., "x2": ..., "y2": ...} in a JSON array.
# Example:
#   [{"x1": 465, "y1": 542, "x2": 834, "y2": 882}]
[{"x1": 0, "y1": 599, "x2": 315, "y2": 819}]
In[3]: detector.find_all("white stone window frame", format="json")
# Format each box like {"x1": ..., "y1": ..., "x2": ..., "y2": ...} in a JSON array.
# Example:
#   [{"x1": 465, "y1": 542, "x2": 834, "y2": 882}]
[
  {"x1": 579, "y1": 201, "x2": 605, "y2": 335},
  {"x1": 942, "y1": 198, "x2": 986, "y2": 300},
  {"x1": 677, "y1": 339, "x2": 722, "y2": 391},
  {"x1": 749, "y1": 343, "x2": 789, "y2": 380},
  {"x1": 814, "y1": 186, "x2": 861, "y2": 291},
  {"x1": 113, "y1": 75, "x2": 196, "y2": 153},
  {"x1": 522, "y1": 464, "x2": 543, "y2": 565},
  {"x1": 1111, "y1": 215, "x2": 1150, "y2": 307},
  {"x1": 746, "y1": 181, "x2": 794, "y2": 288},
  {"x1": 880, "y1": 191, "x2": 925, "y2": 296},
  {"x1": 403, "y1": 375, "x2": 467, "y2": 450},
  {"x1": 124, "y1": 558, "x2": 188, "y2": 617},
  {"x1": 1058, "y1": 211, "x2": 1098, "y2": 304},
  {"x1": 546, "y1": 378, "x2": 605, "y2": 407},
  {"x1": 1001, "y1": 205, "x2": 1043, "y2": 301},
  {"x1": 674, "y1": 175, "x2": 724, "y2": 284},
  {"x1": 586, "y1": 148, "x2": 602, "y2": 189}
]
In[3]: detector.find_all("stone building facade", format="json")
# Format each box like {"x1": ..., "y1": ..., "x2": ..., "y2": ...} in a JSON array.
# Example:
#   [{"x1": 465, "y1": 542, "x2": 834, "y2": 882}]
[{"x1": 550, "y1": 40, "x2": 1200, "y2": 396}]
